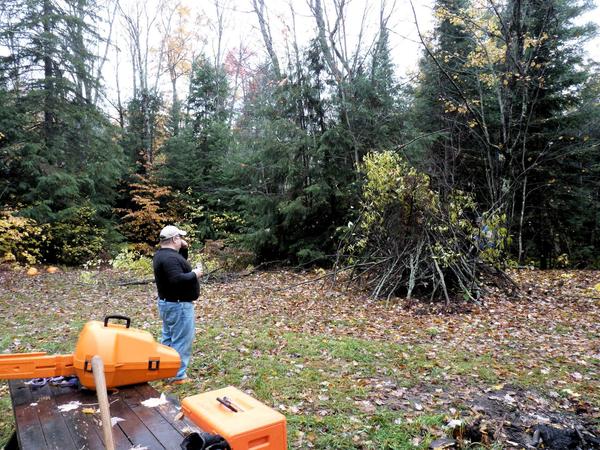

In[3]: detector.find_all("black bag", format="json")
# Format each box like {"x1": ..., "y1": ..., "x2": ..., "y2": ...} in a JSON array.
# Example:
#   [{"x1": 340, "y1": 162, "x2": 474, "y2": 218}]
[{"x1": 180, "y1": 432, "x2": 231, "y2": 450}]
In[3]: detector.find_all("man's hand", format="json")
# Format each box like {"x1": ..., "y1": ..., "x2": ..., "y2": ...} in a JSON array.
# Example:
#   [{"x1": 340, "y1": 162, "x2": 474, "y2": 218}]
[{"x1": 192, "y1": 262, "x2": 203, "y2": 279}]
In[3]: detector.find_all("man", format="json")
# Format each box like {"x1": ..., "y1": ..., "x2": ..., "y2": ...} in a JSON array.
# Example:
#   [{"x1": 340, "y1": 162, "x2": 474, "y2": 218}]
[{"x1": 153, "y1": 225, "x2": 203, "y2": 385}]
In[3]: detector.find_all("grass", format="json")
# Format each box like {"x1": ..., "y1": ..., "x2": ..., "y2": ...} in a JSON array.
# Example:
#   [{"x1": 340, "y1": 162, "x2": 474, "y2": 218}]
[
  {"x1": 154, "y1": 323, "x2": 451, "y2": 449},
  {"x1": 1, "y1": 267, "x2": 599, "y2": 448}
]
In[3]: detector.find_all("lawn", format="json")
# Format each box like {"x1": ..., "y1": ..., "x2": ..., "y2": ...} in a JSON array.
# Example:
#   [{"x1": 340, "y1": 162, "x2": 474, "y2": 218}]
[{"x1": 0, "y1": 267, "x2": 598, "y2": 449}]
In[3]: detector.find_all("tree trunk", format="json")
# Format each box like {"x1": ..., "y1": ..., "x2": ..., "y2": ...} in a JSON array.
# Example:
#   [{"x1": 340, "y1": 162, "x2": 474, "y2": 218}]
[
  {"x1": 518, "y1": 175, "x2": 527, "y2": 264},
  {"x1": 43, "y1": 0, "x2": 54, "y2": 144},
  {"x1": 252, "y1": 0, "x2": 281, "y2": 79}
]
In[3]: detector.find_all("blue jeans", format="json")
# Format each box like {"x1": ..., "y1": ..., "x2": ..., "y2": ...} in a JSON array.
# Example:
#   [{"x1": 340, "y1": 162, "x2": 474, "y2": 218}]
[{"x1": 157, "y1": 299, "x2": 195, "y2": 380}]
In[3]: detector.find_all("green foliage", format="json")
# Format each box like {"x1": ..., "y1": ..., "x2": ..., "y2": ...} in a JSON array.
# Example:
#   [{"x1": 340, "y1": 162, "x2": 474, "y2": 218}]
[
  {"x1": 411, "y1": 0, "x2": 599, "y2": 267},
  {"x1": 0, "y1": 0, "x2": 597, "y2": 271},
  {"x1": 0, "y1": 0, "x2": 124, "y2": 222},
  {"x1": 122, "y1": 89, "x2": 165, "y2": 166},
  {"x1": 477, "y1": 212, "x2": 511, "y2": 265},
  {"x1": 48, "y1": 206, "x2": 106, "y2": 265},
  {"x1": 230, "y1": 49, "x2": 357, "y2": 264},
  {"x1": 0, "y1": 210, "x2": 48, "y2": 264},
  {"x1": 186, "y1": 239, "x2": 252, "y2": 273},
  {"x1": 341, "y1": 151, "x2": 500, "y2": 301},
  {"x1": 110, "y1": 246, "x2": 153, "y2": 275},
  {"x1": 187, "y1": 56, "x2": 230, "y2": 132}
]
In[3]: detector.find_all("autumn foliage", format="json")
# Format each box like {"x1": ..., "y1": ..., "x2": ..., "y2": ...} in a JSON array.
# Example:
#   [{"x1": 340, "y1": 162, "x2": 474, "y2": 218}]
[
  {"x1": 339, "y1": 151, "x2": 507, "y2": 302},
  {"x1": 117, "y1": 173, "x2": 175, "y2": 254},
  {"x1": 0, "y1": 211, "x2": 47, "y2": 265}
]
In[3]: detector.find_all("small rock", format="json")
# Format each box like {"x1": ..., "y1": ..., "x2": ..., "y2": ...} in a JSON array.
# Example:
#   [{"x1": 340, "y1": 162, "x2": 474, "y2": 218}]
[{"x1": 429, "y1": 437, "x2": 457, "y2": 449}]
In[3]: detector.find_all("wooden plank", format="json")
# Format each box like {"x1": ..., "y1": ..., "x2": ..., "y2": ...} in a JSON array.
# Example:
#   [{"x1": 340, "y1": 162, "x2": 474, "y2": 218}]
[
  {"x1": 121, "y1": 383, "x2": 188, "y2": 445},
  {"x1": 109, "y1": 389, "x2": 166, "y2": 450},
  {"x1": 48, "y1": 383, "x2": 105, "y2": 450},
  {"x1": 9, "y1": 380, "x2": 48, "y2": 450},
  {"x1": 135, "y1": 383, "x2": 203, "y2": 436},
  {"x1": 10, "y1": 380, "x2": 195, "y2": 450},
  {"x1": 9, "y1": 379, "x2": 33, "y2": 406},
  {"x1": 29, "y1": 382, "x2": 77, "y2": 450}
]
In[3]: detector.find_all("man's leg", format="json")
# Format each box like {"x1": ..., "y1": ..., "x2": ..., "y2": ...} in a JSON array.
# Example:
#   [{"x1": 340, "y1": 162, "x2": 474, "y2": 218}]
[
  {"x1": 168, "y1": 302, "x2": 195, "y2": 380},
  {"x1": 157, "y1": 299, "x2": 173, "y2": 347}
]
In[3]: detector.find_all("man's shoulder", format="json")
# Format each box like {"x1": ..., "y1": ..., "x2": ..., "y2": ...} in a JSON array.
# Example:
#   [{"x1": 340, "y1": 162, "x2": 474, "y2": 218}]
[{"x1": 155, "y1": 248, "x2": 183, "y2": 261}]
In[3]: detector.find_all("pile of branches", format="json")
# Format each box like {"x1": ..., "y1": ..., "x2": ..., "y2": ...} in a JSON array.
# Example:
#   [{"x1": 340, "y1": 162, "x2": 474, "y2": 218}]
[{"x1": 336, "y1": 151, "x2": 509, "y2": 304}]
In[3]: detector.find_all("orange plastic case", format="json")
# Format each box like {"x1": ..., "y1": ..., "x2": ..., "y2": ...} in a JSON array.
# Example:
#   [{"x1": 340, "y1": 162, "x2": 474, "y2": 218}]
[
  {"x1": 73, "y1": 316, "x2": 180, "y2": 389},
  {"x1": 182, "y1": 386, "x2": 287, "y2": 450},
  {"x1": 0, "y1": 315, "x2": 180, "y2": 389}
]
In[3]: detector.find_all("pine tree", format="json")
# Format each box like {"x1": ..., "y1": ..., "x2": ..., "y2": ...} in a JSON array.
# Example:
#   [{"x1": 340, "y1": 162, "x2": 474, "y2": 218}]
[
  {"x1": 412, "y1": 0, "x2": 598, "y2": 266},
  {"x1": 0, "y1": 0, "x2": 123, "y2": 221}
]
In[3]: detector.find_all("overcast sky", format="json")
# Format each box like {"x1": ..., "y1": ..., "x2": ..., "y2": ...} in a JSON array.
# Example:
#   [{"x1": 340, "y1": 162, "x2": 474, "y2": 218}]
[{"x1": 101, "y1": 0, "x2": 600, "y2": 111}]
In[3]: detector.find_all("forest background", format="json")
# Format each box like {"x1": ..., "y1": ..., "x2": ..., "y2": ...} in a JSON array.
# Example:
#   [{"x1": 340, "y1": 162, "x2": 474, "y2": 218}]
[
  {"x1": 1, "y1": 0, "x2": 600, "y2": 299},
  {"x1": 1, "y1": 1, "x2": 600, "y2": 448}
]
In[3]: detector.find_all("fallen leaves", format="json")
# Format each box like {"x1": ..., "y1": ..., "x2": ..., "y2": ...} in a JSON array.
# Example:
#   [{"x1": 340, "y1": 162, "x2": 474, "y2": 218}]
[{"x1": 0, "y1": 267, "x2": 599, "y2": 448}]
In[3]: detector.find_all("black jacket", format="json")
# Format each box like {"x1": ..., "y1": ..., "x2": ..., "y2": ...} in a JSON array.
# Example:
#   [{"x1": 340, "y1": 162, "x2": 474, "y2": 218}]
[{"x1": 153, "y1": 248, "x2": 200, "y2": 301}]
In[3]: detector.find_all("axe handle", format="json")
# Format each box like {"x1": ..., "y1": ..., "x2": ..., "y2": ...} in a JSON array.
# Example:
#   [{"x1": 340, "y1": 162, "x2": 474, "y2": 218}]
[{"x1": 91, "y1": 355, "x2": 115, "y2": 450}]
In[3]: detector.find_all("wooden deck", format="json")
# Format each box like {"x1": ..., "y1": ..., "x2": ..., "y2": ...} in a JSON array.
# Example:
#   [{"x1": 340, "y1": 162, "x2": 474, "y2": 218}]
[{"x1": 9, "y1": 379, "x2": 202, "y2": 449}]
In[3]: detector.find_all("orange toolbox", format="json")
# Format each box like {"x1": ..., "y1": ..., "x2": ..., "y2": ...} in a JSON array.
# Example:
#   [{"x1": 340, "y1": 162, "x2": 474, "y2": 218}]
[
  {"x1": 0, "y1": 315, "x2": 180, "y2": 389},
  {"x1": 182, "y1": 386, "x2": 287, "y2": 450}
]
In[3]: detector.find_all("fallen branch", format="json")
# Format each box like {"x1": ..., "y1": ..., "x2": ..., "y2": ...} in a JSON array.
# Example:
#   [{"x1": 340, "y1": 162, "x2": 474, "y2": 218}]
[{"x1": 118, "y1": 278, "x2": 154, "y2": 286}]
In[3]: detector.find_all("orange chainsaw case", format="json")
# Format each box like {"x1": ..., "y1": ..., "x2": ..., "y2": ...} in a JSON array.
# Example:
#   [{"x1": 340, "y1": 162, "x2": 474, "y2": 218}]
[
  {"x1": 0, "y1": 315, "x2": 180, "y2": 389},
  {"x1": 182, "y1": 386, "x2": 287, "y2": 450},
  {"x1": 73, "y1": 316, "x2": 181, "y2": 389}
]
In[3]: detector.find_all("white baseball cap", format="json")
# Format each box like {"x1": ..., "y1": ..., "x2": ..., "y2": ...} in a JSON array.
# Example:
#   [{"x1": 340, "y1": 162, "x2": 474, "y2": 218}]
[{"x1": 159, "y1": 225, "x2": 187, "y2": 241}]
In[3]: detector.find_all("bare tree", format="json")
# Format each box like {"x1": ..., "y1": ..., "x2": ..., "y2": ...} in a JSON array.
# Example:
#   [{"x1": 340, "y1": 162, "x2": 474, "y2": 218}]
[
  {"x1": 156, "y1": 2, "x2": 200, "y2": 135},
  {"x1": 308, "y1": 0, "x2": 393, "y2": 172},
  {"x1": 118, "y1": 0, "x2": 166, "y2": 164},
  {"x1": 224, "y1": 42, "x2": 254, "y2": 126},
  {"x1": 93, "y1": 0, "x2": 120, "y2": 106},
  {"x1": 251, "y1": 0, "x2": 281, "y2": 79}
]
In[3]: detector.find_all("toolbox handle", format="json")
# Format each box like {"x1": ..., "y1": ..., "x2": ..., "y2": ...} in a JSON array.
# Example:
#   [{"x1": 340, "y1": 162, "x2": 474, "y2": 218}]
[
  {"x1": 217, "y1": 396, "x2": 241, "y2": 412},
  {"x1": 104, "y1": 315, "x2": 131, "y2": 328}
]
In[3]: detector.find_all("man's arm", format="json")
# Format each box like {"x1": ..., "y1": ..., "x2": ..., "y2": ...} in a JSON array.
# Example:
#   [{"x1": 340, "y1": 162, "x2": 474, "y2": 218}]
[
  {"x1": 179, "y1": 247, "x2": 189, "y2": 260},
  {"x1": 162, "y1": 256, "x2": 198, "y2": 284}
]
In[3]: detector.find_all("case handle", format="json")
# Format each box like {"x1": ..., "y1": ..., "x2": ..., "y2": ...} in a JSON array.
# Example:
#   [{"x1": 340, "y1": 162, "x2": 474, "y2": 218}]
[
  {"x1": 217, "y1": 396, "x2": 242, "y2": 412},
  {"x1": 104, "y1": 315, "x2": 131, "y2": 328}
]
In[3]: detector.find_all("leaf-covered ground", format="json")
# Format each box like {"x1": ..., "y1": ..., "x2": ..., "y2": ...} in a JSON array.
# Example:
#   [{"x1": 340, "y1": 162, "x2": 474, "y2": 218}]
[{"x1": 0, "y1": 267, "x2": 598, "y2": 449}]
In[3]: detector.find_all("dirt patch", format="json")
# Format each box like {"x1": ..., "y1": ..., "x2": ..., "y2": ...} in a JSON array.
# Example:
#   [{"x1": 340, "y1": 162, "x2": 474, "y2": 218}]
[{"x1": 455, "y1": 385, "x2": 600, "y2": 449}]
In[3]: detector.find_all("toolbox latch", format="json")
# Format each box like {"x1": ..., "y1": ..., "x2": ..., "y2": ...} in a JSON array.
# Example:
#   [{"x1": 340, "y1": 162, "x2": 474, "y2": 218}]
[
  {"x1": 84, "y1": 359, "x2": 92, "y2": 372},
  {"x1": 148, "y1": 359, "x2": 160, "y2": 370}
]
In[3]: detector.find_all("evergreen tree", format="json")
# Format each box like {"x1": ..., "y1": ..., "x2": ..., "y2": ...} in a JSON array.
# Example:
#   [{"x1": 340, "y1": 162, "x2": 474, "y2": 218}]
[
  {"x1": 0, "y1": 0, "x2": 123, "y2": 222},
  {"x1": 122, "y1": 89, "x2": 164, "y2": 170},
  {"x1": 410, "y1": 0, "x2": 476, "y2": 193},
  {"x1": 345, "y1": 27, "x2": 403, "y2": 156},
  {"x1": 158, "y1": 56, "x2": 233, "y2": 240},
  {"x1": 231, "y1": 47, "x2": 341, "y2": 263},
  {"x1": 412, "y1": 0, "x2": 598, "y2": 266},
  {"x1": 507, "y1": 0, "x2": 598, "y2": 266}
]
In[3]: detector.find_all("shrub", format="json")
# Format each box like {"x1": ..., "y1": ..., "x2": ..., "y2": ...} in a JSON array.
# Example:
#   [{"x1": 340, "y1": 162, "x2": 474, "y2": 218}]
[
  {"x1": 48, "y1": 206, "x2": 105, "y2": 265},
  {"x1": 110, "y1": 246, "x2": 153, "y2": 275},
  {"x1": 0, "y1": 210, "x2": 48, "y2": 265},
  {"x1": 117, "y1": 173, "x2": 175, "y2": 253},
  {"x1": 200, "y1": 239, "x2": 254, "y2": 272},
  {"x1": 338, "y1": 151, "x2": 507, "y2": 303}
]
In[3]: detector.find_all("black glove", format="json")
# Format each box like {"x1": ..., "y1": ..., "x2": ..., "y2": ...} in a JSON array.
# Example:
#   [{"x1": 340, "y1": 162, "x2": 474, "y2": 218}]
[{"x1": 180, "y1": 432, "x2": 231, "y2": 450}]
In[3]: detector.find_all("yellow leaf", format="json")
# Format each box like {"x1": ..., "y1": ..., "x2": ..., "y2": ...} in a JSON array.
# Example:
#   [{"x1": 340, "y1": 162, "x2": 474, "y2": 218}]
[{"x1": 82, "y1": 407, "x2": 97, "y2": 414}]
